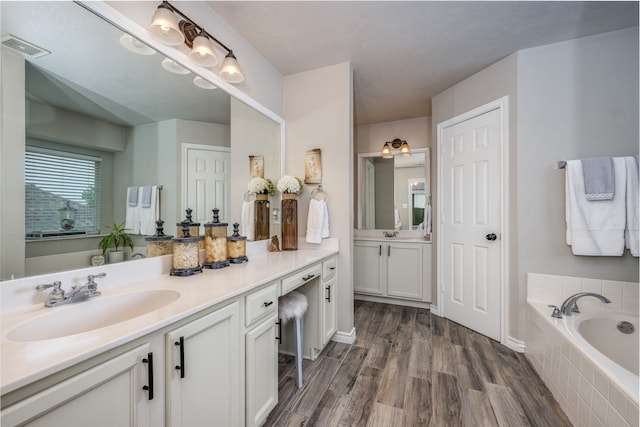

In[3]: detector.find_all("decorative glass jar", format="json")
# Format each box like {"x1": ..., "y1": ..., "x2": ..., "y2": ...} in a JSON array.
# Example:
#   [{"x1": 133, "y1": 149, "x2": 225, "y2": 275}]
[
  {"x1": 170, "y1": 221, "x2": 203, "y2": 276},
  {"x1": 145, "y1": 219, "x2": 173, "y2": 257},
  {"x1": 177, "y1": 208, "x2": 202, "y2": 248},
  {"x1": 203, "y1": 208, "x2": 229, "y2": 269},
  {"x1": 227, "y1": 223, "x2": 248, "y2": 263},
  {"x1": 281, "y1": 193, "x2": 298, "y2": 250},
  {"x1": 59, "y1": 201, "x2": 77, "y2": 230},
  {"x1": 254, "y1": 194, "x2": 270, "y2": 241}
]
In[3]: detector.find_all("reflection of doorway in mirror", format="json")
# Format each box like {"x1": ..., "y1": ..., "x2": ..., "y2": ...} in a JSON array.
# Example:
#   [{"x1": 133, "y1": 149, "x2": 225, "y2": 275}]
[
  {"x1": 408, "y1": 179, "x2": 426, "y2": 230},
  {"x1": 249, "y1": 155, "x2": 264, "y2": 178}
]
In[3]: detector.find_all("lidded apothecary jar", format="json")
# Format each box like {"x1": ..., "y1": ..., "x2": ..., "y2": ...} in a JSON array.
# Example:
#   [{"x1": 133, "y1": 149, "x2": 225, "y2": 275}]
[
  {"x1": 170, "y1": 221, "x2": 203, "y2": 276},
  {"x1": 203, "y1": 208, "x2": 229, "y2": 269},
  {"x1": 177, "y1": 208, "x2": 201, "y2": 247},
  {"x1": 227, "y1": 223, "x2": 248, "y2": 264},
  {"x1": 145, "y1": 219, "x2": 173, "y2": 257}
]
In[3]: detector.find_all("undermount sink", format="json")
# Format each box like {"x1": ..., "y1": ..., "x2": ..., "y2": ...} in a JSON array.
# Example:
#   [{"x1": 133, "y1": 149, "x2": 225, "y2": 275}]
[{"x1": 7, "y1": 290, "x2": 181, "y2": 342}]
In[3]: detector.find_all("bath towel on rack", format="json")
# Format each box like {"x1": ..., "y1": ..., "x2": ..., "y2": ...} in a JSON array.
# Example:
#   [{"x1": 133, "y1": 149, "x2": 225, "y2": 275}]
[
  {"x1": 306, "y1": 198, "x2": 329, "y2": 244},
  {"x1": 125, "y1": 186, "x2": 141, "y2": 234},
  {"x1": 241, "y1": 193, "x2": 255, "y2": 240},
  {"x1": 565, "y1": 158, "x2": 626, "y2": 256},
  {"x1": 139, "y1": 185, "x2": 158, "y2": 235},
  {"x1": 625, "y1": 156, "x2": 639, "y2": 256}
]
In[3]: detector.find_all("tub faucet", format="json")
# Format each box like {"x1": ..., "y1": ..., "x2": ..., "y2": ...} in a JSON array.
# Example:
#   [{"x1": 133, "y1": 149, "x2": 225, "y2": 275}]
[{"x1": 559, "y1": 292, "x2": 611, "y2": 316}]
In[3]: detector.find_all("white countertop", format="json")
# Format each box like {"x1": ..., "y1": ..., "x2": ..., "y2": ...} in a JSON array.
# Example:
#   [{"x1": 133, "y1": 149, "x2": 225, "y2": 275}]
[{"x1": 1, "y1": 246, "x2": 337, "y2": 395}]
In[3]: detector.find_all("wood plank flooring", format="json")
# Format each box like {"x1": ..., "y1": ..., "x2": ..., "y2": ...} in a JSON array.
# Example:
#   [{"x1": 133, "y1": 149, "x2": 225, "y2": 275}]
[{"x1": 263, "y1": 300, "x2": 572, "y2": 427}]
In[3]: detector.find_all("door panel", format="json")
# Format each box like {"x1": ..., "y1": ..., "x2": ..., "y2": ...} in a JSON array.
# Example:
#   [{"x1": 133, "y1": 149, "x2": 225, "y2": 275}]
[{"x1": 441, "y1": 108, "x2": 501, "y2": 341}]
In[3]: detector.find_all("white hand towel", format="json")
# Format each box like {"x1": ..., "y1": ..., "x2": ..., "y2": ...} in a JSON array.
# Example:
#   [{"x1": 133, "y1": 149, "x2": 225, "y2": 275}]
[
  {"x1": 565, "y1": 158, "x2": 626, "y2": 256},
  {"x1": 306, "y1": 199, "x2": 328, "y2": 244},
  {"x1": 125, "y1": 186, "x2": 141, "y2": 234},
  {"x1": 424, "y1": 204, "x2": 432, "y2": 236},
  {"x1": 139, "y1": 185, "x2": 157, "y2": 235},
  {"x1": 241, "y1": 200, "x2": 255, "y2": 241},
  {"x1": 625, "y1": 156, "x2": 639, "y2": 256}
]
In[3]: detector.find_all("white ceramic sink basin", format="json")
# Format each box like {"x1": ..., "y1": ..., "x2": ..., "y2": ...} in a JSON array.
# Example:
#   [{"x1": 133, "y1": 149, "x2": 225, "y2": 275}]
[{"x1": 7, "y1": 290, "x2": 181, "y2": 342}]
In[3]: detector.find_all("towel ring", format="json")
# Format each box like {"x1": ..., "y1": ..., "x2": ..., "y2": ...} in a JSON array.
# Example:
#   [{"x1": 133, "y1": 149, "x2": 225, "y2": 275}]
[
  {"x1": 243, "y1": 191, "x2": 255, "y2": 202},
  {"x1": 310, "y1": 185, "x2": 327, "y2": 201}
]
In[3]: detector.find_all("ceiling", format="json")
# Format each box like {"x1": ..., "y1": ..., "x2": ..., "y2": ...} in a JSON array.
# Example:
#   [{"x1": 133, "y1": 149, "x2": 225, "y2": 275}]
[{"x1": 206, "y1": 1, "x2": 639, "y2": 126}]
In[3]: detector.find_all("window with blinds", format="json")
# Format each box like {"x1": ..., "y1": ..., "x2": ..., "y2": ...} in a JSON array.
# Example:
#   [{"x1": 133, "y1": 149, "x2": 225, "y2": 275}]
[{"x1": 25, "y1": 147, "x2": 102, "y2": 238}]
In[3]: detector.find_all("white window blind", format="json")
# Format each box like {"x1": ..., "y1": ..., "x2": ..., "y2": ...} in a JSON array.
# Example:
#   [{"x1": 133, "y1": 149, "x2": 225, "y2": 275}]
[{"x1": 25, "y1": 147, "x2": 102, "y2": 237}]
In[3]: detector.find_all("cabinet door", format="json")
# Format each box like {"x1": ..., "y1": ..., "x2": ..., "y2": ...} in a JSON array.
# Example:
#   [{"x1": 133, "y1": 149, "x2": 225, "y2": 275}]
[
  {"x1": 166, "y1": 302, "x2": 241, "y2": 427},
  {"x1": 2, "y1": 345, "x2": 151, "y2": 427},
  {"x1": 354, "y1": 241, "x2": 384, "y2": 295},
  {"x1": 246, "y1": 313, "x2": 278, "y2": 427},
  {"x1": 321, "y1": 277, "x2": 338, "y2": 346},
  {"x1": 387, "y1": 243, "x2": 423, "y2": 300}
]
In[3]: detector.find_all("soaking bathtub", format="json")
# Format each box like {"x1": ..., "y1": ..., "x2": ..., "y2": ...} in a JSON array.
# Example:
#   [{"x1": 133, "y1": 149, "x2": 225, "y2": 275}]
[{"x1": 527, "y1": 301, "x2": 639, "y2": 426}]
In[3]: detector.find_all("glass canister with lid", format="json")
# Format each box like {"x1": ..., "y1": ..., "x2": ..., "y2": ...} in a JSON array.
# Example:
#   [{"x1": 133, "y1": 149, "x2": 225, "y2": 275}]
[
  {"x1": 203, "y1": 208, "x2": 229, "y2": 269},
  {"x1": 170, "y1": 221, "x2": 203, "y2": 276},
  {"x1": 145, "y1": 219, "x2": 173, "y2": 257},
  {"x1": 177, "y1": 208, "x2": 202, "y2": 247},
  {"x1": 227, "y1": 222, "x2": 248, "y2": 264}
]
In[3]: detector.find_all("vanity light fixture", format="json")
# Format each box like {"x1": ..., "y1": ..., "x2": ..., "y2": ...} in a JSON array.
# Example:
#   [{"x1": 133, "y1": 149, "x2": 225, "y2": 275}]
[
  {"x1": 148, "y1": 1, "x2": 245, "y2": 84},
  {"x1": 381, "y1": 138, "x2": 411, "y2": 158}
]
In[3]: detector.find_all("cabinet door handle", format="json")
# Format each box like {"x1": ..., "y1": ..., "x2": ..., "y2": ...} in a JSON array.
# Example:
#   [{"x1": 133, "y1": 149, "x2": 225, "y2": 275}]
[
  {"x1": 175, "y1": 336, "x2": 185, "y2": 379},
  {"x1": 388, "y1": 245, "x2": 390, "y2": 257},
  {"x1": 275, "y1": 319, "x2": 282, "y2": 344},
  {"x1": 302, "y1": 274, "x2": 315, "y2": 281},
  {"x1": 142, "y1": 352, "x2": 154, "y2": 400},
  {"x1": 263, "y1": 300, "x2": 274, "y2": 307},
  {"x1": 325, "y1": 285, "x2": 331, "y2": 302},
  {"x1": 330, "y1": 266, "x2": 336, "y2": 270},
  {"x1": 379, "y1": 245, "x2": 382, "y2": 256}
]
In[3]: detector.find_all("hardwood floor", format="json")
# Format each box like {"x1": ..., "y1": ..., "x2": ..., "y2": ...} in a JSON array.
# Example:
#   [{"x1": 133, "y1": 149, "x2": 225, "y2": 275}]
[{"x1": 263, "y1": 300, "x2": 572, "y2": 427}]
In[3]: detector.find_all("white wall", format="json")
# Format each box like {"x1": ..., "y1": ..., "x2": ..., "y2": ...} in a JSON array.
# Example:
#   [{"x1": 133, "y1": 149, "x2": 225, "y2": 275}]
[
  {"x1": 356, "y1": 117, "x2": 431, "y2": 154},
  {"x1": 284, "y1": 62, "x2": 354, "y2": 336}
]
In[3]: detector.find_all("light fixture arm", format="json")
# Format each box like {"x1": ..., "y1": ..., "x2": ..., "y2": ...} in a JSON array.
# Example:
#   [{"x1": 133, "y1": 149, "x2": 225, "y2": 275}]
[{"x1": 159, "y1": 1, "x2": 233, "y2": 54}]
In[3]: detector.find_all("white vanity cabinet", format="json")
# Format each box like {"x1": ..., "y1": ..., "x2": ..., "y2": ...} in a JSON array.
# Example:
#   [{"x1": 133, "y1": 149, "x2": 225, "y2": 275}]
[
  {"x1": 245, "y1": 283, "x2": 279, "y2": 427},
  {"x1": 354, "y1": 239, "x2": 432, "y2": 306},
  {"x1": 1, "y1": 344, "x2": 153, "y2": 427},
  {"x1": 165, "y1": 302, "x2": 241, "y2": 427},
  {"x1": 321, "y1": 256, "x2": 338, "y2": 346}
]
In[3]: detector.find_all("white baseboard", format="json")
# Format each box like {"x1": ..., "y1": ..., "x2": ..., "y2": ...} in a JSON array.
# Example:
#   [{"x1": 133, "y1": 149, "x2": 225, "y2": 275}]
[
  {"x1": 354, "y1": 293, "x2": 432, "y2": 310},
  {"x1": 331, "y1": 327, "x2": 356, "y2": 345},
  {"x1": 430, "y1": 303, "x2": 441, "y2": 316},
  {"x1": 505, "y1": 336, "x2": 526, "y2": 353}
]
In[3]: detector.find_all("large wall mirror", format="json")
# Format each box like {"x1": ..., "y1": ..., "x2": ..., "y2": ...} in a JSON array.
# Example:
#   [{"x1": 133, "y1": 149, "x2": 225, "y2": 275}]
[
  {"x1": 357, "y1": 149, "x2": 431, "y2": 233},
  {"x1": 1, "y1": 1, "x2": 283, "y2": 279}
]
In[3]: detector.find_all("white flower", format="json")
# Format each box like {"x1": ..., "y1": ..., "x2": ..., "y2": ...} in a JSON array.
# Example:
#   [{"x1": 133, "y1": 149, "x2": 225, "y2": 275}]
[
  {"x1": 277, "y1": 175, "x2": 303, "y2": 195},
  {"x1": 247, "y1": 177, "x2": 274, "y2": 195}
]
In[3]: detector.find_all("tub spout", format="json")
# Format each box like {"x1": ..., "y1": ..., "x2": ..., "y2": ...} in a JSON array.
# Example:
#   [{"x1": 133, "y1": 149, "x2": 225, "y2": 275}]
[{"x1": 560, "y1": 292, "x2": 611, "y2": 316}]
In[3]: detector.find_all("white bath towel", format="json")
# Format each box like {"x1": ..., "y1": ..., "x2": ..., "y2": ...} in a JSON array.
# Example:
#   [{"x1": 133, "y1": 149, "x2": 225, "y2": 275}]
[
  {"x1": 125, "y1": 186, "x2": 141, "y2": 234},
  {"x1": 241, "y1": 200, "x2": 254, "y2": 241},
  {"x1": 139, "y1": 185, "x2": 157, "y2": 235},
  {"x1": 625, "y1": 156, "x2": 639, "y2": 256},
  {"x1": 306, "y1": 199, "x2": 329, "y2": 244},
  {"x1": 565, "y1": 158, "x2": 626, "y2": 256}
]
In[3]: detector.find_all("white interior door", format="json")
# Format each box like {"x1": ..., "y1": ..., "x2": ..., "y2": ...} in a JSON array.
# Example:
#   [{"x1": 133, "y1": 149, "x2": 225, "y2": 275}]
[
  {"x1": 440, "y1": 107, "x2": 502, "y2": 341},
  {"x1": 184, "y1": 145, "x2": 231, "y2": 224}
]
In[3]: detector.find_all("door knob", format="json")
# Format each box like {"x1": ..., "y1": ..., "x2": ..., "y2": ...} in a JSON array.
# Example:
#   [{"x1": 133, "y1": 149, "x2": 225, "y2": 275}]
[{"x1": 486, "y1": 233, "x2": 497, "y2": 241}]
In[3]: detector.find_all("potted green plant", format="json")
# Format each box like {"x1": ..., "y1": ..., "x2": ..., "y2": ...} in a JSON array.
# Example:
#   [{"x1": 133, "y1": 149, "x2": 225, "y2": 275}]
[{"x1": 99, "y1": 222, "x2": 134, "y2": 263}]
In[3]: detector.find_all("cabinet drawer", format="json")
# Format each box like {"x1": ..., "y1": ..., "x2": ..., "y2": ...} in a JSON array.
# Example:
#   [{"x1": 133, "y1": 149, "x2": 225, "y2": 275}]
[
  {"x1": 245, "y1": 283, "x2": 278, "y2": 326},
  {"x1": 281, "y1": 264, "x2": 322, "y2": 294},
  {"x1": 322, "y1": 257, "x2": 337, "y2": 281}
]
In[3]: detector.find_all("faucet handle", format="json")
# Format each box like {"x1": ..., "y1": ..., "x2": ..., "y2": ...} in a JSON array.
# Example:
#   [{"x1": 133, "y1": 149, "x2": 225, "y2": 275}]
[
  {"x1": 548, "y1": 305, "x2": 562, "y2": 319},
  {"x1": 36, "y1": 281, "x2": 62, "y2": 292},
  {"x1": 88, "y1": 272, "x2": 107, "y2": 283},
  {"x1": 36, "y1": 281, "x2": 65, "y2": 304}
]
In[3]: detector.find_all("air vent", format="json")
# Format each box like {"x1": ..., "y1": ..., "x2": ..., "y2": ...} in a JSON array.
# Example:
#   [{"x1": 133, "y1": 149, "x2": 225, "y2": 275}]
[{"x1": 1, "y1": 34, "x2": 50, "y2": 58}]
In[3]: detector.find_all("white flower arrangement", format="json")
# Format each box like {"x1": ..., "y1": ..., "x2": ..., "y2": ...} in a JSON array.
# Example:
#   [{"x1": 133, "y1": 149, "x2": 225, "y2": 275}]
[
  {"x1": 277, "y1": 175, "x2": 303, "y2": 195},
  {"x1": 247, "y1": 177, "x2": 275, "y2": 195}
]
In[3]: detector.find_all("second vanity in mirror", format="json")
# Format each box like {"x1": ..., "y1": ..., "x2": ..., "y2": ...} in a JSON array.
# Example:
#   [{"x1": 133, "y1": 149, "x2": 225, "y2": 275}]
[{"x1": 0, "y1": 1, "x2": 283, "y2": 280}]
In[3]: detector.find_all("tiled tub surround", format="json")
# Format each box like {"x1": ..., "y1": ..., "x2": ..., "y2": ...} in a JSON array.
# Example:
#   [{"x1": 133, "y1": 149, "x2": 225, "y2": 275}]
[{"x1": 526, "y1": 273, "x2": 639, "y2": 427}]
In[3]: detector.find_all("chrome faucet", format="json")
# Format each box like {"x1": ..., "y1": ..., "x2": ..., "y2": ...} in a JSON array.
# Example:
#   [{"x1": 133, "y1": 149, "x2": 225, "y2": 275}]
[
  {"x1": 559, "y1": 292, "x2": 611, "y2": 317},
  {"x1": 36, "y1": 273, "x2": 106, "y2": 307},
  {"x1": 383, "y1": 231, "x2": 398, "y2": 238}
]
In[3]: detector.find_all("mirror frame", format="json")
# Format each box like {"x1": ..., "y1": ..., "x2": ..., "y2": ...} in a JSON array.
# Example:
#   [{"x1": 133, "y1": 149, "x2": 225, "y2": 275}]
[{"x1": 356, "y1": 148, "x2": 431, "y2": 233}]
